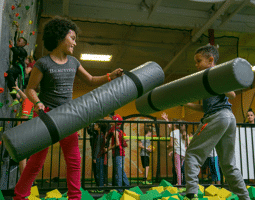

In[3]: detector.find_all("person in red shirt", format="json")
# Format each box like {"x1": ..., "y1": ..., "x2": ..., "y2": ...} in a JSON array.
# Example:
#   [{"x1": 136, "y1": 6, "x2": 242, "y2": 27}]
[{"x1": 105, "y1": 114, "x2": 129, "y2": 192}]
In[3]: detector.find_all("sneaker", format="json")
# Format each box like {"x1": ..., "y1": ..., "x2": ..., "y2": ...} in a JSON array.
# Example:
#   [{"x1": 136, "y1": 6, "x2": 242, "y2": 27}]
[
  {"x1": 10, "y1": 89, "x2": 17, "y2": 95},
  {"x1": 9, "y1": 99, "x2": 19, "y2": 107},
  {"x1": 183, "y1": 194, "x2": 198, "y2": 200}
]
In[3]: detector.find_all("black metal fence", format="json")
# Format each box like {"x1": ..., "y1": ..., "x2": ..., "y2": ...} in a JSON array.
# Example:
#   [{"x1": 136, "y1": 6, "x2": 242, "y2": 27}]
[{"x1": 0, "y1": 115, "x2": 255, "y2": 195}]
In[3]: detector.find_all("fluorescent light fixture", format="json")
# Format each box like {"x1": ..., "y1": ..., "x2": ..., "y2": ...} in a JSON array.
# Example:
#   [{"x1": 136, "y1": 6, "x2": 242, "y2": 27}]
[
  {"x1": 80, "y1": 54, "x2": 112, "y2": 62},
  {"x1": 189, "y1": 0, "x2": 225, "y2": 2}
]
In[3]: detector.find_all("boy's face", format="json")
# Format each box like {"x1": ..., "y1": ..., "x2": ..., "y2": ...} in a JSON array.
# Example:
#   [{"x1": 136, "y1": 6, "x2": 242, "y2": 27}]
[
  {"x1": 61, "y1": 30, "x2": 77, "y2": 55},
  {"x1": 194, "y1": 53, "x2": 214, "y2": 71},
  {"x1": 17, "y1": 38, "x2": 25, "y2": 47},
  {"x1": 247, "y1": 111, "x2": 255, "y2": 123}
]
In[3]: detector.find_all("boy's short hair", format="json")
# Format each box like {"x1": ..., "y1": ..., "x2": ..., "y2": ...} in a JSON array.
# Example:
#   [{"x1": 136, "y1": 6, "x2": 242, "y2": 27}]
[
  {"x1": 43, "y1": 16, "x2": 79, "y2": 51},
  {"x1": 195, "y1": 44, "x2": 219, "y2": 64},
  {"x1": 20, "y1": 37, "x2": 27, "y2": 45}
]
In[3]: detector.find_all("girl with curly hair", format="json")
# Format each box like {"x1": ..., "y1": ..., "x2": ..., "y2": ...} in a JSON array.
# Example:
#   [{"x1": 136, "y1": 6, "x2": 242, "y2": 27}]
[{"x1": 13, "y1": 16, "x2": 123, "y2": 200}]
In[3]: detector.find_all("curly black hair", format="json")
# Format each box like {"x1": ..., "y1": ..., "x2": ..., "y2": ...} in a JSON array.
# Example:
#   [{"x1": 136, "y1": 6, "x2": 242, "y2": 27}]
[
  {"x1": 195, "y1": 44, "x2": 219, "y2": 64},
  {"x1": 43, "y1": 16, "x2": 79, "y2": 51}
]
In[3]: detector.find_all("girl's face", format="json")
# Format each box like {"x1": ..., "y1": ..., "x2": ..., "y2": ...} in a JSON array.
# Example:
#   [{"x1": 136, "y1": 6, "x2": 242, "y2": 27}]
[
  {"x1": 60, "y1": 30, "x2": 77, "y2": 55},
  {"x1": 247, "y1": 111, "x2": 255, "y2": 123},
  {"x1": 194, "y1": 53, "x2": 214, "y2": 71}
]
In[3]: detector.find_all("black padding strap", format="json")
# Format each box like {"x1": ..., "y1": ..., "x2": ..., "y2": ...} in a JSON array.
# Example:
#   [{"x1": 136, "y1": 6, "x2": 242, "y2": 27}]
[
  {"x1": 124, "y1": 71, "x2": 143, "y2": 98},
  {"x1": 148, "y1": 91, "x2": 161, "y2": 112},
  {"x1": 38, "y1": 110, "x2": 59, "y2": 144},
  {"x1": 202, "y1": 68, "x2": 219, "y2": 96}
]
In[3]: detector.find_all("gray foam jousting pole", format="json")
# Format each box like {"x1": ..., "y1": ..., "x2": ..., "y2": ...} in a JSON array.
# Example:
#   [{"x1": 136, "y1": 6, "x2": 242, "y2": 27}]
[
  {"x1": 136, "y1": 58, "x2": 254, "y2": 115},
  {"x1": 2, "y1": 61, "x2": 164, "y2": 162}
]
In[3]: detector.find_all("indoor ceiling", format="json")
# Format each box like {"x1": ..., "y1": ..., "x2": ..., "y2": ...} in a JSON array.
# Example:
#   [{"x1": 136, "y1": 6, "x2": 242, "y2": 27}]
[{"x1": 37, "y1": 0, "x2": 255, "y2": 88}]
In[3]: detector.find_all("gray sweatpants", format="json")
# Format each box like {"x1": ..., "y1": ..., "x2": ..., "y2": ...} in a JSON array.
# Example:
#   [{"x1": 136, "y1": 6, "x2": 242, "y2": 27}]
[{"x1": 185, "y1": 109, "x2": 249, "y2": 200}]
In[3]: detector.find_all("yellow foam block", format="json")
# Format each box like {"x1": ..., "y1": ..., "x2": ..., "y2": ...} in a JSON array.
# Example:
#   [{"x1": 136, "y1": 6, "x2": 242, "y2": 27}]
[
  {"x1": 149, "y1": 186, "x2": 164, "y2": 193},
  {"x1": 30, "y1": 186, "x2": 39, "y2": 197},
  {"x1": 247, "y1": 186, "x2": 251, "y2": 189},
  {"x1": 205, "y1": 185, "x2": 219, "y2": 196},
  {"x1": 120, "y1": 190, "x2": 140, "y2": 200},
  {"x1": 203, "y1": 196, "x2": 212, "y2": 200},
  {"x1": 162, "y1": 197, "x2": 170, "y2": 200},
  {"x1": 27, "y1": 195, "x2": 40, "y2": 200},
  {"x1": 199, "y1": 184, "x2": 205, "y2": 193},
  {"x1": 45, "y1": 189, "x2": 62, "y2": 198},
  {"x1": 210, "y1": 197, "x2": 221, "y2": 200},
  {"x1": 217, "y1": 188, "x2": 232, "y2": 199},
  {"x1": 171, "y1": 195, "x2": 179, "y2": 200},
  {"x1": 165, "y1": 186, "x2": 178, "y2": 194}
]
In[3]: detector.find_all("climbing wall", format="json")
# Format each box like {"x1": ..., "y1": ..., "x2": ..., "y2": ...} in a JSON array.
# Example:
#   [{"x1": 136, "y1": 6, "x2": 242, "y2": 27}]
[
  {"x1": 0, "y1": 0, "x2": 42, "y2": 126},
  {"x1": 0, "y1": 0, "x2": 43, "y2": 190}
]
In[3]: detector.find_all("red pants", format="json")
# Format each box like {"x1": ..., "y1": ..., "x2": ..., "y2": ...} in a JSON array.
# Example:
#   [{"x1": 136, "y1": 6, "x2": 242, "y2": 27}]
[{"x1": 14, "y1": 108, "x2": 81, "y2": 199}]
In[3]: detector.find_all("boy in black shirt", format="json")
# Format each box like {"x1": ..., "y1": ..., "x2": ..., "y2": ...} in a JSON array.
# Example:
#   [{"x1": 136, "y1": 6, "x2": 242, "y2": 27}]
[{"x1": 5, "y1": 22, "x2": 27, "y2": 106}]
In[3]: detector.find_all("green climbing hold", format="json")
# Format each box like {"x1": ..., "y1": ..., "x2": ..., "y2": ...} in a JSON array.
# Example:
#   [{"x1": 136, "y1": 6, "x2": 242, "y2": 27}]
[
  {"x1": 0, "y1": 103, "x2": 3, "y2": 108},
  {"x1": 25, "y1": 6, "x2": 30, "y2": 10}
]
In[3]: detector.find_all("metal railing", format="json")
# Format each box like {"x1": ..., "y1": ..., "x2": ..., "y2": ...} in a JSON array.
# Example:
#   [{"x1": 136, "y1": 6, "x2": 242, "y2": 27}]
[{"x1": 0, "y1": 116, "x2": 254, "y2": 195}]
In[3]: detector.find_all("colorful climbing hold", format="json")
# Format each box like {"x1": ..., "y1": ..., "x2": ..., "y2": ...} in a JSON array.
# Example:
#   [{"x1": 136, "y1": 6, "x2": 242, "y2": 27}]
[
  {"x1": 9, "y1": 44, "x2": 12, "y2": 48},
  {"x1": 20, "y1": 30, "x2": 24, "y2": 34},
  {"x1": 0, "y1": 88, "x2": 4, "y2": 93},
  {"x1": 4, "y1": 72, "x2": 8, "y2": 77},
  {"x1": 35, "y1": 44, "x2": 38, "y2": 48},
  {"x1": 32, "y1": 31, "x2": 35, "y2": 35},
  {"x1": 11, "y1": 5, "x2": 15, "y2": 10},
  {"x1": 0, "y1": 103, "x2": 3, "y2": 108},
  {"x1": 29, "y1": 20, "x2": 33, "y2": 24},
  {"x1": 12, "y1": 20, "x2": 17, "y2": 25},
  {"x1": 25, "y1": 6, "x2": 30, "y2": 10},
  {"x1": 15, "y1": 13, "x2": 19, "y2": 17},
  {"x1": 18, "y1": 16, "x2": 21, "y2": 19}
]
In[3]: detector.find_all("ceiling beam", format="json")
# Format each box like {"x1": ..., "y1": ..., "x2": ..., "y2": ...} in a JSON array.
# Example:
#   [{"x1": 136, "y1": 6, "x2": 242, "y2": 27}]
[
  {"x1": 163, "y1": 0, "x2": 235, "y2": 80},
  {"x1": 219, "y1": 0, "x2": 250, "y2": 28},
  {"x1": 147, "y1": 0, "x2": 163, "y2": 19},
  {"x1": 63, "y1": 0, "x2": 70, "y2": 17},
  {"x1": 110, "y1": 26, "x2": 136, "y2": 69}
]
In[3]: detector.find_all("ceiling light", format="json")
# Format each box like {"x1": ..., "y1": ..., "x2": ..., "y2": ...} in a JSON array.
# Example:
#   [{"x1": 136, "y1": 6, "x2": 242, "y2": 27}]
[{"x1": 80, "y1": 54, "x2": 112, "y2": 62}]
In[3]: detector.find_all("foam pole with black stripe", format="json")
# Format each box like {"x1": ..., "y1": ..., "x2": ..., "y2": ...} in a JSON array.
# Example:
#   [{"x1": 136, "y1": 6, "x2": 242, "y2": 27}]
[
  {"x1": 136, "y1": 58, "x2": 254, "y2": 115},
  {"x1": 2, "y1": 61, "x2": 164, "y2": 162}
]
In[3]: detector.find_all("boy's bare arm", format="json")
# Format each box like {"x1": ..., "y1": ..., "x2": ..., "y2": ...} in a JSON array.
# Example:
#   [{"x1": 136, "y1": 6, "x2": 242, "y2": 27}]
[
  {"x1": 184, "y1": 103, "x2": 203, "y2": 112},
  {"x1": 225, "y1": 91, "x2": 236, "y2": 99}
]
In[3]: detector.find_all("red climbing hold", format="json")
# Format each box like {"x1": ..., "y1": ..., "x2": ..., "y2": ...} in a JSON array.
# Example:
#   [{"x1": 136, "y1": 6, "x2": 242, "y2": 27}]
[
  {"x1": 15, "y1": 13, "x2": 19, "y2": 17},
  {"x1": 4, "y1": 72, "x2": 8, "y2": 77},
  {"x1": 0, "y1": 88, "x2": 4, "y2": 93},
  {"x1": 11, "y1": 5, "x2": 15, "y2": 10}
]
